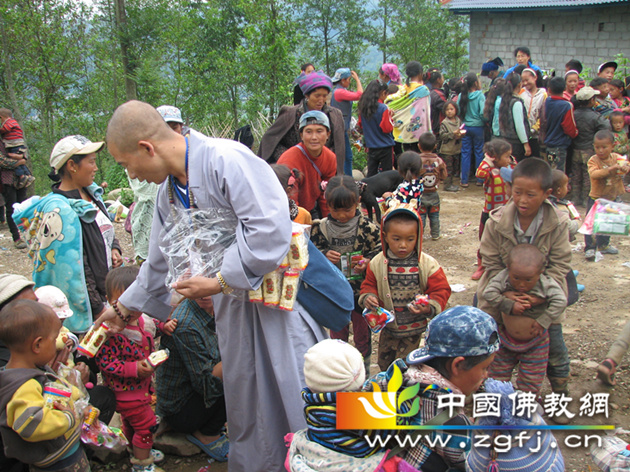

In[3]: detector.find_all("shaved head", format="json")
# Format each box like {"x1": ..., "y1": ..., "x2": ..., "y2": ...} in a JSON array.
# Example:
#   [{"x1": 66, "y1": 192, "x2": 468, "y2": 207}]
[{"x1": 106, "y1": 100, "x2": 173, "y2": 153}]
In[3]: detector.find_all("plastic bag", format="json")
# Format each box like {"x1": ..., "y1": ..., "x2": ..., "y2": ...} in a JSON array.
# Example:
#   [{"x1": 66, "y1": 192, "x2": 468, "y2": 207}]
[
  {"x1": 159, "y1": 206, "x2": 238, "y2": 291},
  {"x1": 248, "y1": 222, "x2": 310, "y2": 312},
  {"x1": 81, "y1": 405, "x2": 128, "y2": 449},
  {"x1": 579, "y1": 199, "x2": 630, "y2": 236},
  {"x1": 362, "y1": 307, "x2": 394, "y2": 334}
]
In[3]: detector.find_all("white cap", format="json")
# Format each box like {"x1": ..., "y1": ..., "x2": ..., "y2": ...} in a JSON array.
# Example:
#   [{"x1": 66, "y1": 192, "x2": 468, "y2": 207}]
[
  {"x1": 0, "y1": 274, "x2": 35, "y2": 306},
  {"x1": 35, "y1": 286, "x2": 73, "y2": 319},
  {"x1": 156, "y1": 105, "x2": 183, "y2": 124},
  {"x1": 304, "y1": 339, "x2": 365, "y2": 393},
  {"x1": 49, "y1": 135, "x2": 104, "y2": 172}
]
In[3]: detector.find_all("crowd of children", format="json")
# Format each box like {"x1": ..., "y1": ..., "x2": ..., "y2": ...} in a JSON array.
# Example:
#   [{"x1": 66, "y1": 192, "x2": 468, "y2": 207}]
[{"x1": 1, "y1": 52, "x2": 630, "y2": 472}]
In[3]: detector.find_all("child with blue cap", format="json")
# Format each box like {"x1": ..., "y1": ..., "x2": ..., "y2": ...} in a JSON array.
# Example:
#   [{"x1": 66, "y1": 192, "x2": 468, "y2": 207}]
[{"x1": 365, "y1": 306, "x2": 500, "y2": 471}]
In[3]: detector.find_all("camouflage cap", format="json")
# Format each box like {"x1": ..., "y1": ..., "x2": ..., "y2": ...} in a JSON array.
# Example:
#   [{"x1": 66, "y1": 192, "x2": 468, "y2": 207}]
[{"x1": 407, "y1": 306, "x2": 500, "y2": 365}]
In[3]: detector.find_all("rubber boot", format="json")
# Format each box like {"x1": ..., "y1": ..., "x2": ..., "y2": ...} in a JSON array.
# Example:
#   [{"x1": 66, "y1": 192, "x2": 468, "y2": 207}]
[
  {"x1": 444, "y1": 175, "x2": 460, "y2": 192},
  {"x1": 547, "y1": 376, "x2": 572, "y2": 424},
  {"x1": 471, "y1": 256, "x2": 484, "y2": 280}
]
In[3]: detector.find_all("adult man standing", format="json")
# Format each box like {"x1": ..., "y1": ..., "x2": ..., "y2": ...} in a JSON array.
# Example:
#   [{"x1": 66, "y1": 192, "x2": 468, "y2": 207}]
[{"x1": 100, "y1": 100, "x2": 326, "y2": 471}]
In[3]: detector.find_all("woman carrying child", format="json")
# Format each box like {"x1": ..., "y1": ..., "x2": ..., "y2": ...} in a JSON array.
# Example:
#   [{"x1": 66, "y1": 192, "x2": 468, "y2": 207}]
[
  {"x1": 498, "y1": 73, "x2": 531, "y2": 161},
  {"x1": 357, "y1": 80, "x2": 395, "y2": 177},
  {"x1": 311, "y1": 176, "x2": 381, "y2": 373}
]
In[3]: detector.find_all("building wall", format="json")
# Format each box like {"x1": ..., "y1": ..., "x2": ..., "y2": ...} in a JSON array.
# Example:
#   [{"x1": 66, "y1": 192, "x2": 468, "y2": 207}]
[{"x1": 468, "y1": 5, "x2": 630, "y2": 78}]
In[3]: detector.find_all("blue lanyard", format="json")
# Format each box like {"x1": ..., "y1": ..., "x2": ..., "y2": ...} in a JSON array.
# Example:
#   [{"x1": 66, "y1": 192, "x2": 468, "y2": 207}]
[{"x1": 171, "y1": 137, "x2": 190, "y2": 209}]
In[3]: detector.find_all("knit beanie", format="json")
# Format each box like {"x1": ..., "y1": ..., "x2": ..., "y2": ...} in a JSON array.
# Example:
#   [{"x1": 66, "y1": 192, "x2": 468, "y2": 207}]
[
  {"x1": 304, "y1": 339, "x2": 365, "y2": 393},
  {"x1": 465, "y1": 379, "x2": 564, "y2": 472}
]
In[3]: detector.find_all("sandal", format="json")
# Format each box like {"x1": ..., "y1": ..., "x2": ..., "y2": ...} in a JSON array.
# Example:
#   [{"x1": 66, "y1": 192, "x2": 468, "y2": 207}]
[
  {"x1": 187, "y1": 434, "x2": 229, "y2": 462},
  {"x1": 596, "y1": 359, "x2": 617, "y2": 386},
  {"x1": 460, "y1": 183, "x2": 469, "y2": 188}
]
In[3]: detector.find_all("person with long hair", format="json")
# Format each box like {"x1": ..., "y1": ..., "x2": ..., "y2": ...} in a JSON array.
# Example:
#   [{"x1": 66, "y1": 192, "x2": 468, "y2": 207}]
[
  {"x1": 519, "y1": 68, "x2": 547, "y2": 157},
  {"x1": 498, "y1": 73, "x2": 531, "y2": 161},
  {"x1": 358, "y1": 80, "x2": 395, "y2": 176},
  {"x1": 428, "y1": 70, "x2": 447, "y2": 135},
  {"x1": 457, "y1": 72, "x2": 486, "y2": 187}
]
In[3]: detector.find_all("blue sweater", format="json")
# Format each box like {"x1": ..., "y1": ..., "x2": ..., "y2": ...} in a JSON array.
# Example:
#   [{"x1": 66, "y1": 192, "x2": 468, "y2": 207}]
[
  {"x1": 360, "y1": 103, "x2": 395, "y2": 149},
  {"x1": 458, "y1": 90, "x2": 486, "y2": 127},
  {"x1": 543, "y1": 97, "x2": 576, "y2": 148}
]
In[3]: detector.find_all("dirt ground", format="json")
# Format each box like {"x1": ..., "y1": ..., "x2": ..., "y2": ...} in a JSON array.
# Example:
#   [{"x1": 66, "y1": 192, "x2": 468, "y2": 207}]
[{"x1": 2, "y1": 183, "x2": 629, "y2": 472}]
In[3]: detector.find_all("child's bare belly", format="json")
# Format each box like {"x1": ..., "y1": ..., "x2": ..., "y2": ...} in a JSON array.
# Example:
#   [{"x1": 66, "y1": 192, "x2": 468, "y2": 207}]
[{"x1": 501, "y1": 312, "x2": 536, "y2": 342}]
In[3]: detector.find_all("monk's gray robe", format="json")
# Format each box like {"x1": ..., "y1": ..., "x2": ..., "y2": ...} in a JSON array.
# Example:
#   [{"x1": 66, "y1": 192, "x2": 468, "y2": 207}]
[{"x1": 120, "y1": 130, "x2": 327, "y2": 471}]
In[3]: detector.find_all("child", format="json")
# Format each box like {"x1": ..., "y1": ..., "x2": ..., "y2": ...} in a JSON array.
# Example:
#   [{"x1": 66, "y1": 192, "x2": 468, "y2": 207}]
[
  {"x1": 270, "y1": 164, "x2": 311, "y2": 225},
  {"x1": 417, "y1": 132, "x2": 447, "y2": 240},
  {"x1": 584, "y1": 130, "x2": 630, "y2": 261},
  {"x1": 477, "y1": 158, "x2": 573, "y2": 398},
  {"x1": 366, "y1": 306, "x2": 500, "y2": 471},
  {"x1": 540, "y1": 76, "x2": 578, "y2": 172},
  {"x1": 472, "y1": 139, "x2": 514, "y2": 280},
  {"x1": 590, "y1": 78, "x2": 614, "y2": 118},
  {"x1": 311, "y1": 176, "x2": 381, "y2": 372},
  {"x1": 357, "y1": 79, "x2": 395, "y2": 177},
  {"x1": 438, "y1": 100, "x2": 463, "y2": 192},
  {"x1": 571, "y1": 86, "x2": 611, "y2": 206},
  {"x1": 597, "y1": 320, "x2": 630, "y2": 386},
  {"x1": 563, "y1": 70, "x2": 580, "y2": 101},
  {"x1": 95, "y1": 267, "x2": 178, "y2": 471},
  {"x1": 457, "y1": 72, "x2": 486, "y2": 187},
  {"x1": 609, "y1": 79, "x2": 630, "y2": 123},
  {"x1": 549, "y1": 169, "x2": 581, "y2": 240},
  {"x1": 389, "y1": 151, "x2": 424, "y2": 206},
  {"x1": 0, "y1": 299, "x2": 89, "y2": 471},
  {"x1": 0, "y1": 108, "x2": 34, "y2": 189},
  {"x1": 610, "y1": 111, "x2": 629, "y2": 156},
  {"x1": 484, "y1": 244, "x2": 567, "y2": 394},
  {"x1": 359, "y1": 203, "x2": 451, "y2": 371}
]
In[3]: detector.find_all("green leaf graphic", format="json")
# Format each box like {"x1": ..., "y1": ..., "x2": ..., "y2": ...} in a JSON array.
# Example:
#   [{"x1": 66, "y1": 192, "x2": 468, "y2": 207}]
[
  {"x1": 398, "y1": 398, "x2": 420, "y2": 418},
  {"x1": 397, "y1": 383, "x2": 420, "y2": 408}
]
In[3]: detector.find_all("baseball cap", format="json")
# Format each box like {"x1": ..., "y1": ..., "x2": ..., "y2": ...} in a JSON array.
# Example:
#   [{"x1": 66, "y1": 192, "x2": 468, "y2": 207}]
[
  {"x1": 50, "y1": 135, "x2": 104, "y2": 172},
  {"x1": 598, "y1": 61, "x2": 617, "y2": 74},
  {"x1": 576, "y1": 86, "x2": 601, "y2": 101},
  {"x1": 299, "y1": 110, "x2": 330, "y2": 131},
  {"x1": 156, "y1": 105, "x2": 183, "y2": 124},
  {"x1": 35, "y1": 286, "x2": 73, "y2": 319},
  {"x1": 0, "y1": 274, "x2": 35, "y2": 306},
  {"x1": 407, "y1": 306, "x2": 499, "y2": 365},
  {"x1": 332, "y1": 68, "x2": 351, "y2": 83},
  {"x1": 304, "y1": 339, "x2": 365, "y2": 393}
]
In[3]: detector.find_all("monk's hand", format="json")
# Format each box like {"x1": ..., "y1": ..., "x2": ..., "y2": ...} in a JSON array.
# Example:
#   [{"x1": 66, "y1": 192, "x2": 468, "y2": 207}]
[
  {"x1": 93, "y1": 302, "x2": 140, "y2": 334},
  {"x1": 173, "y1": 276, "x2": 221, "y2": 299}
]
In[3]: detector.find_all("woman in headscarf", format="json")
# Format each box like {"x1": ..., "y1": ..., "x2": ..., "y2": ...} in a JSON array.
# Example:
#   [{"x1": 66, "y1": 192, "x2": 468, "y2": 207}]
[
  {"x1": 379, "y1": 63, "x2": 401, "y2": 88},
  {"x1": 258, "y1": 71, "x2": 345, "y2": 174}
]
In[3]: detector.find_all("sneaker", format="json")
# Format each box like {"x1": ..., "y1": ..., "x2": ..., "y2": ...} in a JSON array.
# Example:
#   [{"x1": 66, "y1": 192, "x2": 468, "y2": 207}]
[
  {"x1": 14, "y1": 240, "x2": 27, "y2": 249},
  {"x1": 576, "y1": 283, "x2": 585, "y2": 292},
  {"x1": 431, "y1": 234, "x2": 441, "y2": 241},
  {"x1": 585, "y1": 248, "x2": 596, "y2": 260},
  {"x1": 445, "y1": 184, "x2": 460, "y2": 192},
  {"x1": 572, "y1": 269, "x2": 579, "y2": 276},
  {"x1": 599, "y1": 245, "x2": 618, "y2": 255},
  {"x1": 596, "y1": 359, "x2": 617, "y2": 386}
]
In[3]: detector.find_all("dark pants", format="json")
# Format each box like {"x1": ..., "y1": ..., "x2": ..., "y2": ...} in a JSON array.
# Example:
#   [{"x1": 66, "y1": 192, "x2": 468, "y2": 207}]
[
  {"x1": 164, "y1": 392, "x2": 227, "y2": 437},
  {"x1": 547, "y1": 323, "x2": 570, "y2": 380},
  {"x1": 584, "y1": 197, "x2": 610, "y2": 251},
  {"x1": 366, "y1": 147, "x2": 394, "y2": 177},
  {"x1": 2, "y1": 184, "x2": 27, "y2": 241},
  {"x1": 529, "y1": 138, "x2": 540, "y2": 158},
  {"x1": 402, "y1": 142, "x2": 420, "y2": 153},
  {"x1": 90, "y1": 385, "x2": 117, "y2": 425},
  {"x1": 506, "y1": 138, "x2": 527, "y2": 162}
]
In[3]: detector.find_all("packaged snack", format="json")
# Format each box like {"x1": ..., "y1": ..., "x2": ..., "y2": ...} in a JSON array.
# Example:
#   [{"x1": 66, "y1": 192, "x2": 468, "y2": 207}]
[
  {"x1": 362, "y1": 307, "x2": 394, "y2": 334},
  {"x1": 43, "y1": 381, "x2": 73, "y2": 409},
  {"x1": 148, "y1": 348, "x2": 170, "y2": 368},
  {"x1": 407, "y1": 294, "x2": 430, "y2": 310},
  {"x1": 77, "y1": 323, "x2": 110, "y2": 358},
  {"x1": 566, "y1": 201, "x2": 580, "y2": 220},
  {"x1": 279, "y1": 254, "x2": 290, "y2": 269},
  {"x1": 248, "y1": 286, "x2": 263, "y2": 303},
  {"x1": 279, "y1": 270, "x2": 300, "y2": 311},
  {"x1": 263, "y1": 270, "x2": 282, "y2": 307},
  {"x1": 349, "y1": 253, "x2": 365, "y2": 280},
  {"x1": 289, "y1": 231, "x2": 308, "y2": 270},
  {"x1": 616, "y1": 155, "x2": 628, "y2": 175}
]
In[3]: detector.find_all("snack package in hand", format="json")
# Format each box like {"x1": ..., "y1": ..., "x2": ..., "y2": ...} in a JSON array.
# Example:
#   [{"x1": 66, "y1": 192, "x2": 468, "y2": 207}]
[{"x1": 362, "y1": 307, "x2": 394, "y2": 333}]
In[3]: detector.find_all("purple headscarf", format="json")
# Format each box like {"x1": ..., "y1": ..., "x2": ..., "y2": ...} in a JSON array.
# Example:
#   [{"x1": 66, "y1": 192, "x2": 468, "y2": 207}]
[
  {"x1": 297, "y1": 71, "x2": 333, "y2": 95},
  {"x1": 381, "y1": 63, "x2": 401, "y2": 85}
]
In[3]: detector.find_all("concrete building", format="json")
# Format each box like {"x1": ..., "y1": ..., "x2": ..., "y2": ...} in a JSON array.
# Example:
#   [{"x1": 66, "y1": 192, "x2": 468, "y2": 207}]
[{"x1": 443, "y1": 0, "x2": 630, "y2": 78}]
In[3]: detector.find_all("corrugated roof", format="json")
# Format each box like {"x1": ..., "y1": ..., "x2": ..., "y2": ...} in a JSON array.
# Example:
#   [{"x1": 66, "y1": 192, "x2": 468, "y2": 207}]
[{"x1": 442, "y1": 0, "x2": 629, "y2": 12}]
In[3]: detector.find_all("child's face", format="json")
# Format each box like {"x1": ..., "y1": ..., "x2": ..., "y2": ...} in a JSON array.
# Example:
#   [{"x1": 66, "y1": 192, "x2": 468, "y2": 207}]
[
  {"x1": 37, "y1": 314, "x2": 62, "y2": 367},
  {"x1": 384, "y1": 220, "x2": 418, "y2": 259},
  {"x1": 599, "y1": 67, "x2": 615, "y2": 81},
  {"x1": 494, "y1": 151, "x2": 512, "y2": 169},
  {"x1": 594, "y1": 137, "x2": 614, "y2": 160},
  {"x1": 444, "y1": 104, "x2": 457, "y2": 119},
  {"x1": 609, "y1": 85, "x2": 622, "y2": 100},
  {"x1": 508, "y1": 262, "x2": 542, "y2": 293},
  {"x1": 511, "y1": 176, "x2": 552, "y2": 220},
  {"x1": 329, "y1": 204, "x2": 358, "y2": 224},
  {"x1": 594, "y1": 83, "x2": 609, "y2": 96},
  {"x1": 553, "y1": 177, "x2": 569, "y2": 199},
  {"x1": 450, "y1": 354, "x2": 495, "y2": 396},
  {"x1": 611, "y1": 116, "x2": 625, "y2": 133},
  {"x1": 565, "y1": 75, "x2": 579, "y2": 93}
]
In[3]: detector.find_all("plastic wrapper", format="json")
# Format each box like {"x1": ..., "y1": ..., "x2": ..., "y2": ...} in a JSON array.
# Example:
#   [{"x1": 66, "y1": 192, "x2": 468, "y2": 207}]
[
  {"x1": 279, "y1": 270, "x2": 300, "y2": 311},
  {"x1": 148, "y1": 348, "x2": 170, "y2": 368},
  {"x1": 579, "y1": 199, "x2": 630, "y2": 236},
  {"x1": 248, "y1": 222, "x2": 311, "y2": 312},
  {"x1": 81, "y1": 405, "x2": 128, "y2": 449},
  {"x1": 43, "y1": 381, "x2": 73, "y2": 409},
  {"x1": 407, "y1": 294, "x2": 430, "y2": 310},
  {"x1": 362, "y1": 307, "x2": 394, "y2": 334},
  {"x1": 339, "y1": 251, "x2": 365, "y2": 281},
  {"x1": 158, "y1": 206, "x2": 239, "y2": 293}
]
